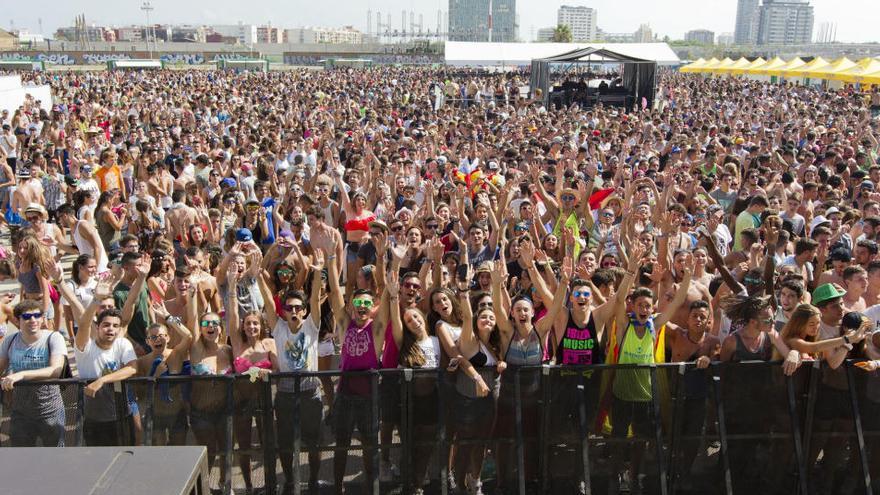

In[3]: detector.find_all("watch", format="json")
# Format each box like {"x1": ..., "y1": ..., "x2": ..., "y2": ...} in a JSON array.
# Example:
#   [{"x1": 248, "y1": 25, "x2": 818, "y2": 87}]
[{"x1": 165, "y1": 315, "x2": 182, "y2": 326}]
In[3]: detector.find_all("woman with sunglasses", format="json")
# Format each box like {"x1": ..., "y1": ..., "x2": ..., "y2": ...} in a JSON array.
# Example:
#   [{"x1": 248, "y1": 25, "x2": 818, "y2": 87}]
[
  {"x1": 227, "y1": 265, "x2": 277, "y2": 494},
  {"x1": 188, "y1": 301, "x2": 234, "y2": 490},
  {"x1": 452, "y1": 279, "x2": 503, "y2": 494}
]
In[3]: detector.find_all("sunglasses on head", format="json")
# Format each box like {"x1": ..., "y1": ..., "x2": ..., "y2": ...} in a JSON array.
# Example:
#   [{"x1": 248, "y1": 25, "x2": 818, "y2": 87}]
[
  {"x1": 200, "y1": 320, "x2": 221, "y2": 327},
  {"x1": 20, "y1": 312, "x2": 42, "y2": 321},
  {"x1": 572, "y1": 290, "x2": 591, "y2": 298},
  {"x1": 352, "y1": 298, "x2": 374, "y2": 308}
]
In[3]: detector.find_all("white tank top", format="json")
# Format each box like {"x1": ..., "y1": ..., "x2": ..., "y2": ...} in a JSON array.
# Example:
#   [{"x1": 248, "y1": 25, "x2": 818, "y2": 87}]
[{"x1": 74, "y1": 220, "x2": 109, "y2": 272}]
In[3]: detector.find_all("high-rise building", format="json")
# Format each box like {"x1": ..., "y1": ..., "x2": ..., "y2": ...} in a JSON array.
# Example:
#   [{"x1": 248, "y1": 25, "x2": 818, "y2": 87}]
[
  {"x1": 633, "y1": 24, "x2": 653, "y2": 43},
  {"x1": 717, "y1": 32, "x2": 735, "y2": 45},
  {"x1": 448, "y1": 0, "x2": 517, "y2": 42},
  {"x1": 210, "y1": 24, "x2": 259, "y2": 45},
  {"x1": 757, "y1": 0, "x2": 814, "y2": 45},
  {"x1": 536, "y1": 27, "x2": 556, "y2": 42},
  {"x1": 684, "y1": 29, "x2": 715, "y2": 44},
  {"x1": 557, "y1": 5, "x2": 597, "y2": 42},
  {"x1": 734, "y1": 0, "x2": 760, "y2": 44}
]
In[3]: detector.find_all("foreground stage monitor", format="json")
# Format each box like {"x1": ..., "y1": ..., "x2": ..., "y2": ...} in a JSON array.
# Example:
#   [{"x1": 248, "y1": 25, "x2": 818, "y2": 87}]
[{"x1": 0, "y1": 446, "x2": 209, "y2": 495}]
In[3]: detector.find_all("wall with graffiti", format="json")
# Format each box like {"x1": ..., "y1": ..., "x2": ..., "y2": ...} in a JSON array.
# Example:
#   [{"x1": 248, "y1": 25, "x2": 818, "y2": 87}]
[
  {"x1": 283, "y1": 52, "x2": 442, "y2": 66},
  {"x1": 0, "y1": 51, "x2": 259, "y2": 65}
]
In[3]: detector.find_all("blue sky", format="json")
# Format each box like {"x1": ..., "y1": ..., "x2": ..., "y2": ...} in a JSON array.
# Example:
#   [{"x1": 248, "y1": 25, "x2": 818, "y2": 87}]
[{"x1": 5, "y1": 0, "x2": 878, "y2": 43}]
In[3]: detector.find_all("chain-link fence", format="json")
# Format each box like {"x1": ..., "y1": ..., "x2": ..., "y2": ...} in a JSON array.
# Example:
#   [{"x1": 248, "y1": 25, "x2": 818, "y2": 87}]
[{"x1": 2, "y1": 361, "x2": 878, "y2": 494}]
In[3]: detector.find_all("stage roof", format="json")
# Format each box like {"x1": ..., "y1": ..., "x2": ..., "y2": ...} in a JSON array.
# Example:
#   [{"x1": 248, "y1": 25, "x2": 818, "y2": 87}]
[{"x1": 444, "y1": 41, "x2": 680, "y2": 66}]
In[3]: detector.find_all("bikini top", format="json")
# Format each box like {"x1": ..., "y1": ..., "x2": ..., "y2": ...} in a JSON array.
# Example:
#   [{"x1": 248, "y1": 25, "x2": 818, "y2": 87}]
[
  {"x1": 233, "y1": 355, "x2": 272, "y2": 374},
  {"x1": 192, "y1": 361, "x2": 233, "y2": 376},
  {"x1": 344, "y1": 213, "x2": 376, "y2": 233}
]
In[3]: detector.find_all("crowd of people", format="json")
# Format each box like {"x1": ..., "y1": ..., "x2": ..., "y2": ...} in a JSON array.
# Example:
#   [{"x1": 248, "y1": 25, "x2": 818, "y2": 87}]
[{"x1": 0, "y1": 66, "x2": 879, "y2": 495}]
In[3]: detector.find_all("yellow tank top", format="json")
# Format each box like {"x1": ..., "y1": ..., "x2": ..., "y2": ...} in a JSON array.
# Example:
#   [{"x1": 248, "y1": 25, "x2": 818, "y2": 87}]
[{"x1": 612, "y1": 318, "x2": 655, "y2": 402}]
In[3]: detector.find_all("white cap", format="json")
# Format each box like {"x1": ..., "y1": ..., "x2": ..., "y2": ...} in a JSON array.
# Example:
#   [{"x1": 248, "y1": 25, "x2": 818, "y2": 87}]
[{"x1": 809, "y1": 215, "x2": 830, "y2": 232}]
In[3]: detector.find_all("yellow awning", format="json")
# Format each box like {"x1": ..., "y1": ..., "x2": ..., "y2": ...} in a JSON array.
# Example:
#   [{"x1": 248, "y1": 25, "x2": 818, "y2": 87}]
[
  {"x1": 803, "y1": 57, "x2": 857, "y2": 80},
  {"x1": 708, "y1": 57, "x2": 736, "y2": 74},
  {"x1": 679, "y1": 58, "x2": 707, "y2": 73},
  {"x1": 692, "y1": 57, "x2": 721, "y2": 73},
  {"x1": 781, "y1": 57, "x2": 830, "y2": 78},
  {"x1": 826, "y1": 58, "x2": 880, "y2": 83},
  {"x1": 741, "y1": 57, "x2": 783, "y2": 75},
  {"x1": 717, "y1": 57, "x2": 752, "y2": 74},
  {"x1": 862, "y1": 68, "x2": 880, "y2": 85},
  {"x1": 767, "y1": 57, "x2": 805, "y2": 77}
]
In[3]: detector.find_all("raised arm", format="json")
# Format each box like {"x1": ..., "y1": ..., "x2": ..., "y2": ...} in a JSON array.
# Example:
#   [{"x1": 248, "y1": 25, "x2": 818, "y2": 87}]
[
  {"x1": 535, "y1": 257, "x2": 572, "y2": 339},
  {"x1": 655, "y1": 256, "x2": 694, "y2": 329},
  {"x1": 489, "y1": 260, "x2": 513, "y2": 337}
]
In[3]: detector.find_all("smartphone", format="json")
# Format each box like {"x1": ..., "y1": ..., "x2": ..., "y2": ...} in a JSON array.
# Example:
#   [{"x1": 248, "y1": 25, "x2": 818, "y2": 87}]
[{"x1": 457, "y1": 264, "x2": 469, "y2": 283}]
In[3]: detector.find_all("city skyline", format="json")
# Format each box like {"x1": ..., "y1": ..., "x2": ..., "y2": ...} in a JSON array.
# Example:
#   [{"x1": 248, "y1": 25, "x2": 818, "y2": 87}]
[{"x1": 3, "y1": 0, "x2": 878, "y2": 43}]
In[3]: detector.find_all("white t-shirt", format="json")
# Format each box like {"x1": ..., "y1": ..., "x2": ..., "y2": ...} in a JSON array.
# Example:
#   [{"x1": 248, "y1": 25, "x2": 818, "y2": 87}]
[
  {"x1": 62, "y1": 278, "x2": 97, "y2": 309},
  {"x1": 415, "y1": 336, "x2": 441, "y2": 369},
  {"x1": 74, "y1": 337, "x2": 137, "y2": 380},
  {"x1": 273, "y1": 317, "x2": 320, "y2": 392}
]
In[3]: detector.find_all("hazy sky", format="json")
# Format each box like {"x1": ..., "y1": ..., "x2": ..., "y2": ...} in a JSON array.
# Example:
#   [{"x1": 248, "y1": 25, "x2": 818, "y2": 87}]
[{"x1": 5, "y1": 0, "x2": 878, "y2": 43}]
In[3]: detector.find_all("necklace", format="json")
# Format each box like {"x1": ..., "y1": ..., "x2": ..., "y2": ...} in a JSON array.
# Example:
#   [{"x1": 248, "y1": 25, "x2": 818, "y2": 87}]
[{"x1": 686, "y1": 331, "x2": 703, "y2": 345}]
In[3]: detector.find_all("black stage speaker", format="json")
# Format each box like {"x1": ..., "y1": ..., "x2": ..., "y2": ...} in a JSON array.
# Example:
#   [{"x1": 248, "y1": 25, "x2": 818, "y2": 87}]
[{"x1": 0, "y1": 446, "x2": 210, "y2": 495}]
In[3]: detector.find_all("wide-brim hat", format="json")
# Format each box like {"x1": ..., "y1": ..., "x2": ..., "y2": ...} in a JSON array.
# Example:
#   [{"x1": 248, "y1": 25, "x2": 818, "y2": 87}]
[{"x1": 24, "y1": 202, "x2": 48, "y2": 220}]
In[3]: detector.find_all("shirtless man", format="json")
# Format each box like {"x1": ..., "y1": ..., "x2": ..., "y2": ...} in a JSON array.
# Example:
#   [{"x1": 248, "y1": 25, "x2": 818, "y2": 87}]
[
  {"x1": 816, "y1": 248, "x2": 850, "y2": 288},
  {"x1": 11, "y1": 167, "x2": 43, "y2": 215},
  {"x1": 165, "y1": 189, "x2": 198, "y2": 245},
  {"x1": 841, "y1": 265, "x2": 868, "y2": 312},
  {"x1": 181, "y1": 246, "x2": 221, "y2": 312},
  {"x1": 659, "y1": 251, "x2": 712, "y2": 329}
]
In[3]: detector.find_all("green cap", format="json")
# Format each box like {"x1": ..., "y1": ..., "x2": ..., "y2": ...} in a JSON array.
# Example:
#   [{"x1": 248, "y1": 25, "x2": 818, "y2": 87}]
[{"x1": 811, "y1": 283, "x2": 846, "y2": 307}]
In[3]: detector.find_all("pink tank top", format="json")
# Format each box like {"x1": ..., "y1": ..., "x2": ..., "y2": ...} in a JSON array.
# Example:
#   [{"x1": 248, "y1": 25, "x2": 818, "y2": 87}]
[{"x1": 340, "y1": 319, "x2": 379, "y2": 396}]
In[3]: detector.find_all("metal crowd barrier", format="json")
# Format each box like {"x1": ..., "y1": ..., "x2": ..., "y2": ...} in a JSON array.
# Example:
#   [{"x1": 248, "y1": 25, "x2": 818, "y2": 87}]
[{"x1": 1, "y1": 361, "x2": 878, "y2": 494}]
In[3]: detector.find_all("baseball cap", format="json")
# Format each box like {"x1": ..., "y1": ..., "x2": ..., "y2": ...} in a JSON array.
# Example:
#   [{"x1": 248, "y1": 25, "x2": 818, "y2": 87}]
[
  {"x1": 812, "y1": 283, "x2": 847, "y2": 306},
  {"x1": 824, "y1": 206, "x2": 840, "y2": 217},
  {"x1": 809, "y1": 215, "x2": 830, "y2": 232},
  {"x1": 842, "y1": 311, "x2": 867, "y2": 331},
  {"x1": 220, "y1": 178, "x2": 237, "y2": 188},
  {"x1": 860, "y1": 180, "x2": 874, "y2": 191},
  {"x1": 671, "y1": 146, "x2": 682, "y2": 153},
  {"x1": 235, "y1": 228, "x2": 253, "y2": 242}
]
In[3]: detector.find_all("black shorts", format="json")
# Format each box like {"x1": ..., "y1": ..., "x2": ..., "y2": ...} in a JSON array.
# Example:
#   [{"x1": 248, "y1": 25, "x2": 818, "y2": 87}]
[
  {"x1": 611, "y1": 397, "x2": 654, "y2": 439},
  {"x1": 334, "y1": 392, "x2": 375, "y2": 446},
  {"x1": 275, "y1": 389, "x2": 324, "y2": 449}
]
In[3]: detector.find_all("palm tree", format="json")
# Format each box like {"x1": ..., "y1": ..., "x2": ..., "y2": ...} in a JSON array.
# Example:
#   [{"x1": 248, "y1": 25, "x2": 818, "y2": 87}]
[{"x1": 552, "y1": 24, "x2": 573, "y2": 43}]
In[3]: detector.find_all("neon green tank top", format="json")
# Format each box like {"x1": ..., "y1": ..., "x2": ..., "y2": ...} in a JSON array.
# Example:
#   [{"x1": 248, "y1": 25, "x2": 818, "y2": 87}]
[{"x1": 612, "y1": 319, "x2": 655, "y2": 402}]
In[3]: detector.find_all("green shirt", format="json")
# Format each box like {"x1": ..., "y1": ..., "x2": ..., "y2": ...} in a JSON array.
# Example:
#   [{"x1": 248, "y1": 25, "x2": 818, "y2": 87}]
[
  {"x1": 733, "y1": 209, "x2": 760, "y2": 251},
  {"x1": 113, "y1": 281, "x2": 151, "y2": 350}
]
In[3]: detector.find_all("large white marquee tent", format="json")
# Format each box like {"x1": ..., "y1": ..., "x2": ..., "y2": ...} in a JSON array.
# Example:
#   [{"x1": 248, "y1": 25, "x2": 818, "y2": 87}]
[{"x1": 444, "y1": 41, "x2": 681, "y2": 67}]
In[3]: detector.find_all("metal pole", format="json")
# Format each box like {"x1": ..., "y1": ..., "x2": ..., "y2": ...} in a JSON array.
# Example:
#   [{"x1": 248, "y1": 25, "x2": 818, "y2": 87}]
[
  {"x1": 539, "y1": 366, "x2": 551, "y2": 494},
  {"x1": 291, "y1": 376, "x2": 302, "y2": 495},
  {"x1": 262, "y1": 377, "x2": 278, "y2": 494},
  {"x1": 649, "y1": 367, "x2": 669, "y2": 495},
  {"x1": 711, "y1": 373, "x2": 733, "y2": 495},
  {"x1": 224, "y1": 377, "x2": 235, "y2": 495},
  {"x1": 668, "y1": 364, "x2": 687, "y2": 495},
  {"x1": 577, "y1": 373, "x2": 593, "y2": 494},
  {"x1": 143, "y1": 379, "x2": 154, "y2": 446},
  {"x1": 515, "y1": 370, "x2": 526, "y2": 495},
  {"x1": 370, "y1": 372, "x2": 380, "y2": 495},
  {"x1": 786, "y1": 372, "x2": 809, "y2": 495},
  {"x1": 75, "y1": 381, "x2": 85, "y2": 446},
  {"x1": 845, "y1": 364, "x2": 873, "y2": 494}
]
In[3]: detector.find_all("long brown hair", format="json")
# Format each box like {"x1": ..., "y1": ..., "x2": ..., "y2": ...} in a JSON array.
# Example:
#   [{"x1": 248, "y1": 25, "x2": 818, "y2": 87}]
[
  {"x1": 773, "y1": 303, "x2": 821, "y2": 360},
  {"x1": 399, "y1": 307, "x2": 428, "y2": 368}
]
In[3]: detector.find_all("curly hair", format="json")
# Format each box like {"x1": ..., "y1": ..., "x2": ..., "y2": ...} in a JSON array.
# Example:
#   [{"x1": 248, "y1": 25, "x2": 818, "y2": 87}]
[{"x1": 722, "y1": 295, "x2": 772, "y2": 325}]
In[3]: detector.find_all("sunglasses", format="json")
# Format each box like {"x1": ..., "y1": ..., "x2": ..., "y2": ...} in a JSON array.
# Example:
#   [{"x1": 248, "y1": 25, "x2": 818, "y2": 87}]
[
  {"x1": 403, "y1": 282, "x2": 422, "y2": 290},
  {"x1": 224, "y1": 200, "x2": 236, "y2": 205},
  {"x1": 283, "y1": 303, "x2": 305, "y2": 313},
  {"x1": 246, "y1": 205, "x2": 260, "y2": 210},
  {"x1": 572, "y1": 290, "x2": 591, "y2": 298},
  {"x1": 391, "y1": 225, "x2": 404, "y2": 232},
  {"x1": 426, "y1": 224, "x2": 439, "y2": 230},
  {"x1": 514, "y1": 225, "x2": 528, "y2": 232},
  {"x1": 478, "y1": 301, "x2": 493, "y2": 310},
  {"x1": 26, "y1": 216, "x2": 42, "y2": 223},
  {"x1": 352, "y1": 298, "x2": 374, "y2": 309},
  {"x1": 200, "y1": 320, "x2": 221, "y2": 327},
  {"x1": 20, "y1": 312, "x2": 42, "y2": 320},
  {"x1": 561, "y1": 195, "x2": 576, "y2": 201},
  {"x1": 147, "y1": 334, "x2": 167, "y2": 340},
  {"x1": 277, "y1": 269, "x2": 293, "y2": 276},
  {"x1": 601, "y1": 212, "x2": 614, "y2": 218}
]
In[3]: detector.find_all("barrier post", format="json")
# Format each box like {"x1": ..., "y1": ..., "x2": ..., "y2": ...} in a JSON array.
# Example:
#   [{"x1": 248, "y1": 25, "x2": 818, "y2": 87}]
[
  {"x1": 539, "y1": 365, "x2": 551, "y2": 494},
  {"x1": 402, "y1": 369, "x2": 413, "y2": 493},
  {"x1": 845, "y1": 364, "x2": 873, "y2": 494},
  {"x1": 436, "y1": 367, "x2": 448, "y2": 495},
  {"x1": 649, "y1": 367, "x2": 668, "y2": 495},
  {"x1": 143, "y1": 378, "x2": 154, "y2": 446},
  {"x1": 786, "y1": 373, "x2": 809, "y2": 495},
  {"x1": 710, "y1": 372, "x2": 733, "y2": 495},
  {"x1": 577, "y1": 372, "x2": 592, "y2": 495},
  {"x1": 261, "y1": 375, "x2": 278, "y2": 494},
  {"x1": 515, "y1": 369, "x2": 526, "y2": 495},
  {"x1": 224, "y1": 377, "x2": 235, "y2": 495},
  {"x1": 291, "y1": 375, "x2": 302, "y2": 495},
  {"x1": 75, "y1": 381, "x2": 85, "y2": 446},
  {"x1": 370, "y1": 372, "x2": 380, "y2": 495},
  {"x1": 667, "y1": 364, "x2": 687, "y2": 495},
  {"x1": 802, "y1": 360, "x2": 820, "y2": 459}
]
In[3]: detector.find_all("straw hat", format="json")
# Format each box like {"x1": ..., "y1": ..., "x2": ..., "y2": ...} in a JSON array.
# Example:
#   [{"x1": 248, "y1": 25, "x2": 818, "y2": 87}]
[{"x1": 24, "y1": 203, "x2": 48, "y2": 220}]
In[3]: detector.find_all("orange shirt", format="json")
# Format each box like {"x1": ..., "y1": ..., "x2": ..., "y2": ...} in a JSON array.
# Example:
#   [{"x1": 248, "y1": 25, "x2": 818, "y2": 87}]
[{"x1": 94, "y1": 164, "x2": 122, "y2": 192}]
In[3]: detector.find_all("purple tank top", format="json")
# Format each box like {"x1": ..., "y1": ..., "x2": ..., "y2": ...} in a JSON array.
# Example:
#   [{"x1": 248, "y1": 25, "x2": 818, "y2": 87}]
[{"x1": 340, "y1": 319, "x2": 379, "y2": 396}]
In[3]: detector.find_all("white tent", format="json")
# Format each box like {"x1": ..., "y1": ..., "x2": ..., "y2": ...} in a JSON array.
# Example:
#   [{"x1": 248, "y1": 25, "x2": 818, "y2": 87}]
[
  {"x1": 444, "y1": 41, "x2": 680, "y2": 67},
  {"x1": 0, "y1": 75, "x2": 52, "y2": 116}
]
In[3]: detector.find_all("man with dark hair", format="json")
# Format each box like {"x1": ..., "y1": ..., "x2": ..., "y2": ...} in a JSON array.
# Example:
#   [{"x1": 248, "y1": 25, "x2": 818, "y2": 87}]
[
  {"x1": 734, "y1": 195, "x2": 769, "y2": 251},
  {"x1": 0, "y1": 300, "x2": 67, "y2": 446},
  {"x1": 76, "y1": 283, "x2": 139, "y2": 446},
  {"x1": 58, "y1": 202, "x2": 109, "y2": 272},
  {"x1": 113, "y1": 252, "x2": 152, "y2": 355}
]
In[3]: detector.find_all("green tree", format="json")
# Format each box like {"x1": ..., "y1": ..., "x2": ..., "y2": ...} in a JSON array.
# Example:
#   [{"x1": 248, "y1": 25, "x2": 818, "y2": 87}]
[{"x1": 552, "y1": 24, "x2": 573, "y2": 43}]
